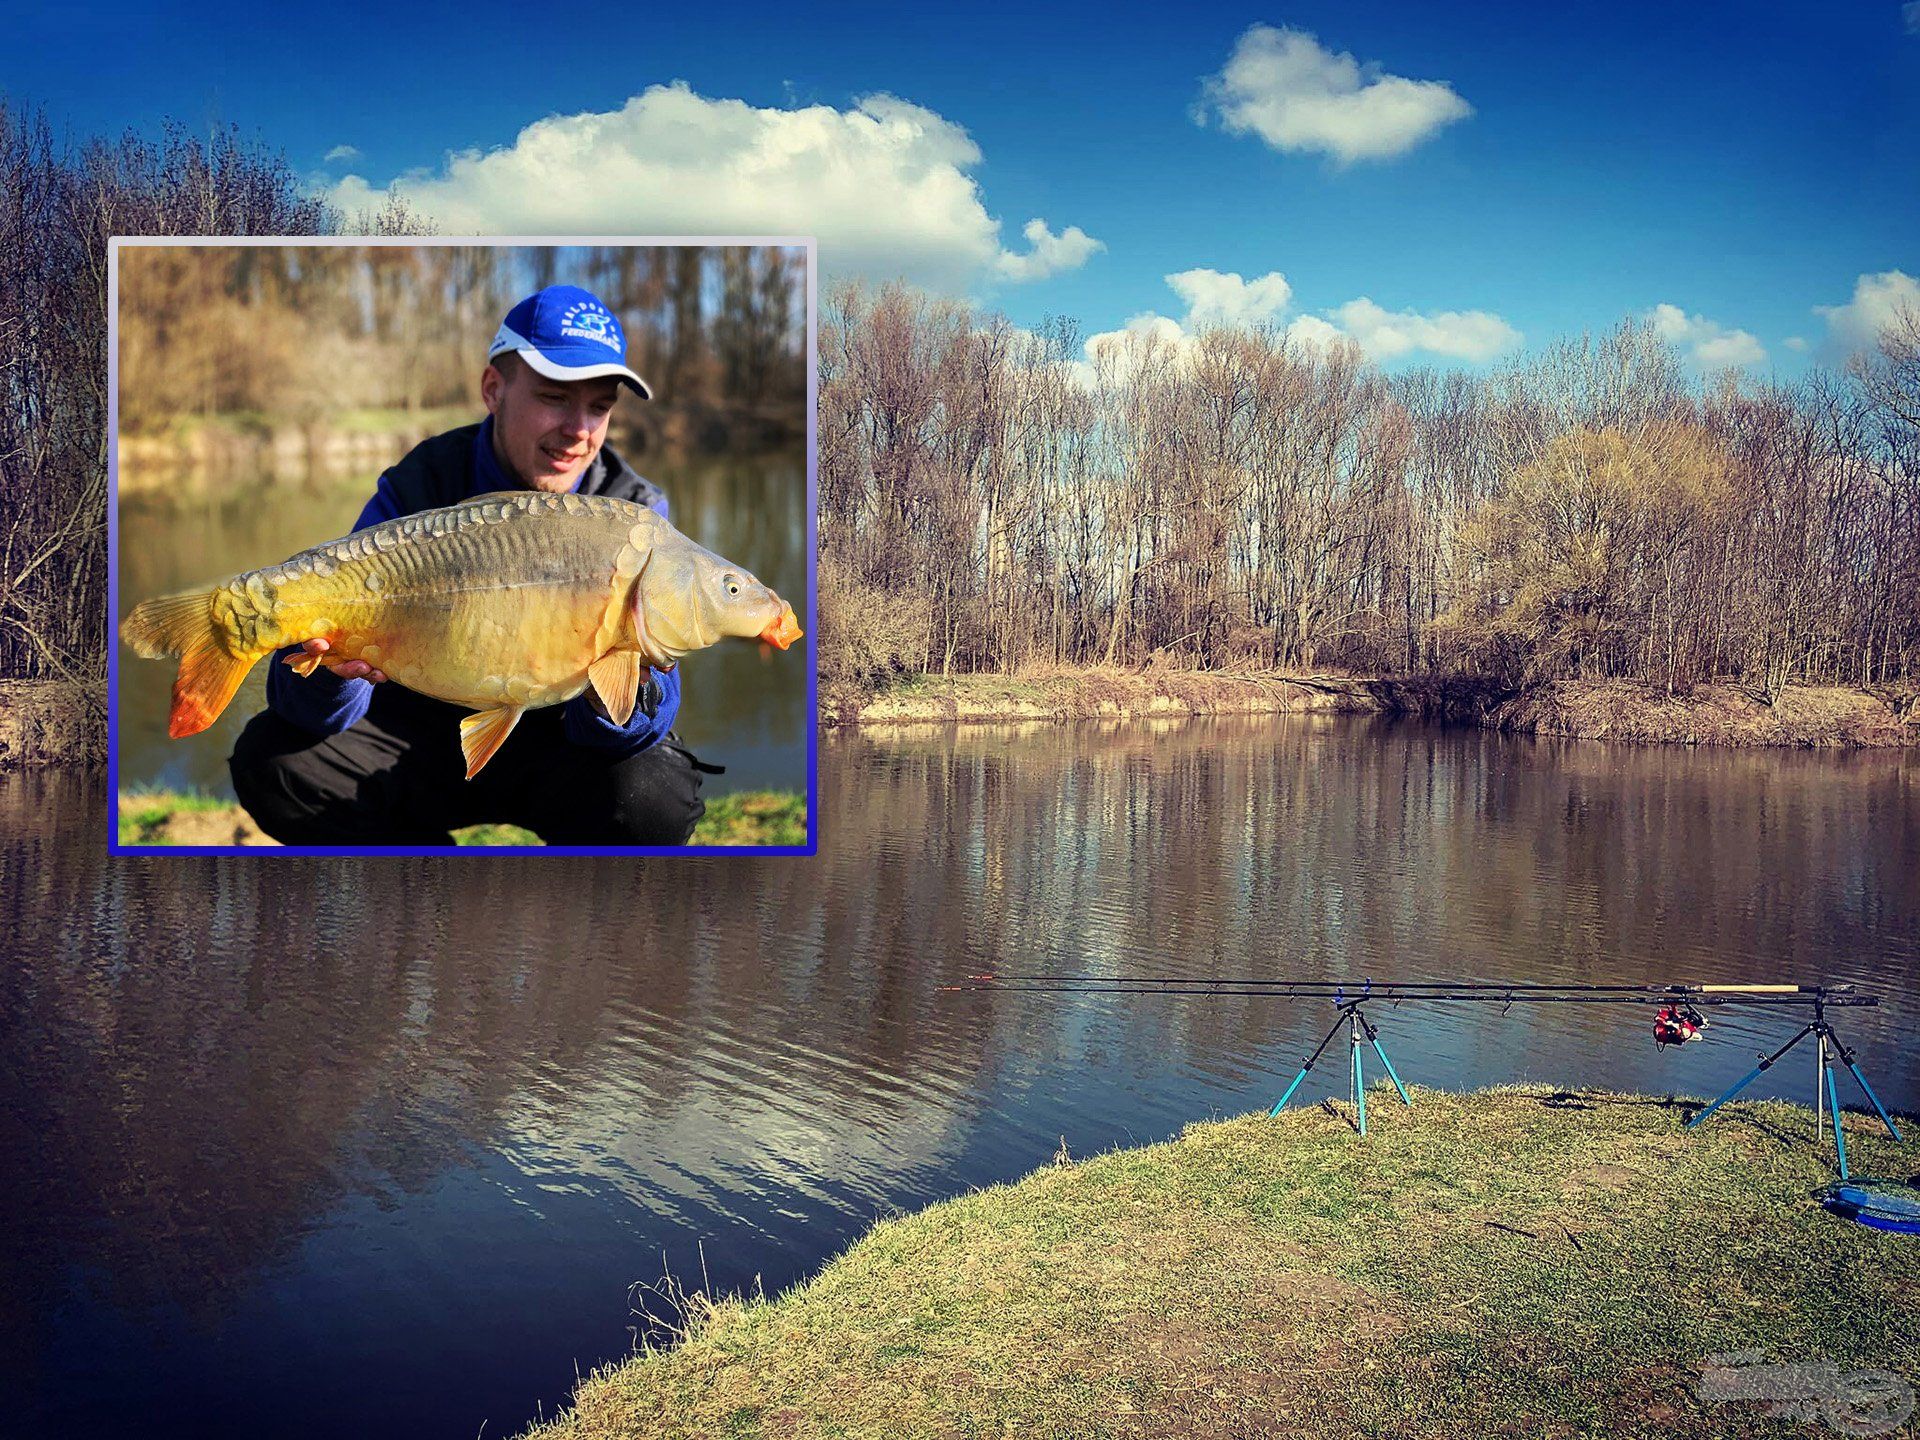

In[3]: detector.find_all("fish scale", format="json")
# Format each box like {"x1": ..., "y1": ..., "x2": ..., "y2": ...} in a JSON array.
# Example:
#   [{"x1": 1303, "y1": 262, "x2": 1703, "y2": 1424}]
[{"x1": 121, "y1": 489, "x2": 803, "y2": 780}]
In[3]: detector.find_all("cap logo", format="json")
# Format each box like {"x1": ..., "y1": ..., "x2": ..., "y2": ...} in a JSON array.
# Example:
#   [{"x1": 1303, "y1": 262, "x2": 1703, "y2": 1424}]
[{"x1": 559, "y1": 301, "x2": 621, "y2": 351}]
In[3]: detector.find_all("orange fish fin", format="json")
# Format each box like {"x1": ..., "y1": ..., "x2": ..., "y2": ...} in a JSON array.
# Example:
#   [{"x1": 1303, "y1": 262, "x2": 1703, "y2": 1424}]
[
  {"x1": 458, "y1": 704, "x2": 524, "y2": 781},
  {"x1": 586, "y1": 650, "x2": 642, "y2": 726},
  {"x1": 285, "y1": 648, "x2": 326, "y2": 678},
  {"x1": 121, "y1": 587, "x2": 257, "y2": 738},
  {"x1": 169, "y1": 645, "x2": 256, "y2": 738}
]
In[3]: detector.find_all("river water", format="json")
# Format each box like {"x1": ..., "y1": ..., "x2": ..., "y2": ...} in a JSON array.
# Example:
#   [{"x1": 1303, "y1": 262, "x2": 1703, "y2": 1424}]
[
  {"x1": 114, "y1": 450, "x2": 810, "y2": 799},
  {"x1": 4, "y1": 716, "x2": 1916, "y2": 1437}
]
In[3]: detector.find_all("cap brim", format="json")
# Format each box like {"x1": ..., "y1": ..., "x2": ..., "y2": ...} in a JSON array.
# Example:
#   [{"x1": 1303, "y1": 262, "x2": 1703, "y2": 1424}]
[{"x1": 498, "y1": 344, "x2": 654, "y2": 401}]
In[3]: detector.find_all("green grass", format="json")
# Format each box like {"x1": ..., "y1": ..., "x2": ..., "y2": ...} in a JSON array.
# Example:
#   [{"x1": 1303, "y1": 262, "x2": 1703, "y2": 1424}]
[
  {"x1": 116, "y1": 788, "x2": 806, "y2": 847},
  {"x1": 451, "y1": 791, "x2": 806, "y2": 846},
  {"x1": 116, "y1": 785, "x2": 241, "y2": 845},
  {"x1": 522, "y1": 1086, "x2": 1917, "y2": 1439},
  {"x1": 694, "y1": 791, "x2": 809, "y2": 846},
  {"x1": 453, "y1": 822, "x2": 544, "y2": 846}
]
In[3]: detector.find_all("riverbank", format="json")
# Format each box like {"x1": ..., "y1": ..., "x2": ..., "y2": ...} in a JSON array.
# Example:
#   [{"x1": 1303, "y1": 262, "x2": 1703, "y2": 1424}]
[
  {"x1": 527, "y1": 1087, "x2": 1915, "y2": 1439},
  {"x1": 0, "y1": 680, "x2": 105, "y2": 766},
  {"x1": 829, "y1": 668, "x2": 1919, "y2": 748},
  {"x1": 115, "y1": 788, "x2": 807, "y2": 847},
  {"x1": 117, "y1": 405, "x2": 803, "y2": 495}
]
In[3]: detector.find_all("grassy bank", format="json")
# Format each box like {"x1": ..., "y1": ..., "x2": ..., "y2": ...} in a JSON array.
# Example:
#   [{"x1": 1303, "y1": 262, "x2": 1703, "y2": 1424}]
[
  {"x1": 829, "y1": 667, "x2": 1919, "y2": 749},
  {"x1": 527, "y1": 1087, "x2": 1915, "y2": 1439},
  {"x1": 115, "y1": 788, "x2": 807, "y2": 847}
]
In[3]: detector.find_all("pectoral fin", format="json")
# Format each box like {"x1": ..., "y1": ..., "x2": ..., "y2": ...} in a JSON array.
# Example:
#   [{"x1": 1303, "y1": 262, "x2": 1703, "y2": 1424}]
[
  {"x1": 587, "y1": 650, "x2": 644, "y2": 726},
  {"x1": 458, "y1": 704, "x2": 525, "y2": 780}
]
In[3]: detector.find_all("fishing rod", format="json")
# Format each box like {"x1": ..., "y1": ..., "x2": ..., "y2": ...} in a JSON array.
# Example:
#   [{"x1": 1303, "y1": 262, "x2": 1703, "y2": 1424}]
[
  {"x1": 952, "y1": 983, "x2": 1866, "y2": 1006},
  {"x1": 950, "y1": 975, "x2": 1877, "y2": 1008},
  {"x1": 946, "y1": 971, "x2": 1897, "y2": 1173}
]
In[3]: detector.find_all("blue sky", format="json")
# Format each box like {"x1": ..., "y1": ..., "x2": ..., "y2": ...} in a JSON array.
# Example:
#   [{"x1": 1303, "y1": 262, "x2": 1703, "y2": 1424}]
[{"x1": 10, "y1": 0, "x2": 1918, "y2": 372}]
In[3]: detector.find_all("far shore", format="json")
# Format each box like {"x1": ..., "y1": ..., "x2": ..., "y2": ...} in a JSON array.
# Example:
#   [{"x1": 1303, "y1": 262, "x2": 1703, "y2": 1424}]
[
  {"x1": 3, "y1": 668, "x2": 1914, "y2": 776},
  {"x1": 116, "y1": 404, "x2": 803, "y2": 496},
  {"x1": 827, "y1": 668, "x2": 1920, "y2": 749}
]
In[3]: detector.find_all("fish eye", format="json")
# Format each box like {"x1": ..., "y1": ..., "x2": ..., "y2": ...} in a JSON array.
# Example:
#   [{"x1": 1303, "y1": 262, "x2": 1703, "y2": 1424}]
[{"x1": 723, "y1": 574, "x2": 740, "y2": 595}]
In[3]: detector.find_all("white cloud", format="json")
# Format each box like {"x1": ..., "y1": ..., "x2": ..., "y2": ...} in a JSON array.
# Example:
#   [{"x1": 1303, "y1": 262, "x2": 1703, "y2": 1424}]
[
  {"x1": 1328, "y1": 297, "x2": 1521, "y2": 362},
  {"x1": 1282, "y1": 314, "x2": 1349, "y2": 353},
  {"x1": 1814, "y1": 270, "x2": 1920, "y2": 351},
  {"x1": 1165, "y1": 267, "x2": 1294, "y2": 327},
  {"x1": 1646, "y1": 302, "x2": 1767, "y2": 369},
  {"x1": 323, "y1": 144, "x2": 361, "y2": 164},
  {"x1": 1196, "y1": 24, "x2": 1473, "y2": 164},
  {"x1": 1782, "y1": 336, "x2": 1809, "y2": 352},
  {"x1": 1076, "y1": 271, "x2": 1513, "y2": 384},
  {"x1": 326, "y1": 83, "x2": 1099, "y2": 294},
  {"x1": 994, "y1": 219, "x2": 1105, "y2": 282}
]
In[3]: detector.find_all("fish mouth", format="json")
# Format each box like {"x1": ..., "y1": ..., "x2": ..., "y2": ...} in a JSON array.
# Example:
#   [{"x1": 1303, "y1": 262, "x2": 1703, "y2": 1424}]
[{"x1": 758, "y1": 605, "x2": 803, "y2": 650}]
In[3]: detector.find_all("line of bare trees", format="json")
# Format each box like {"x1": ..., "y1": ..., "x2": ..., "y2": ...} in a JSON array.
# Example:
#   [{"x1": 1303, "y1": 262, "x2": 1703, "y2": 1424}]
[
  {"x1": 0, "y1": 106, "x2": 357, "y2": 688},
  {"x1": 118, "y1": 242, "x2": 806, "y2": 436},
  {"x1": 0, "y1": 96, "x2": 809, "y2": 692},
  {"x1": 820, "y1": 283, "x2": 1920, "y2": 699}
]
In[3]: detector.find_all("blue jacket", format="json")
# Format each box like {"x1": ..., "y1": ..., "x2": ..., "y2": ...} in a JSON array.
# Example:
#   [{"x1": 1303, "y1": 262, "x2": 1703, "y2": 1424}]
[{"x1": 266, "y1": 416, "x2": 681, "y2": 753}]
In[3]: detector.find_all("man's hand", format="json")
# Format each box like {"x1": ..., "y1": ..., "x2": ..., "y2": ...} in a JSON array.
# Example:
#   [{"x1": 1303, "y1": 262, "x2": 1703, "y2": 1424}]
[
  {"x1": 284, "y1": 637, "x2": 388, "y2": 684},
  {"x1": 584, "y1": 674, "x2": 661, "y2": 723}
]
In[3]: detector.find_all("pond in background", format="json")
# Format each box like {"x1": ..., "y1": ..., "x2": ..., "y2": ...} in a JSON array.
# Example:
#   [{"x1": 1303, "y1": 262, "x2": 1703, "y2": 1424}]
[
  {"x1": 114, "y1": 447, "x2": 809, "y2": 800},
  {"x1": 4, "y1": 715, "x2": 1916, "y2": 1437}
]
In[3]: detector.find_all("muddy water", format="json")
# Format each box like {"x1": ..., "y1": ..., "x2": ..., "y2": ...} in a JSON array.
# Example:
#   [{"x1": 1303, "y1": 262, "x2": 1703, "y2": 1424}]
[{"x1": 4, "y1": 716, "x2": 1916, "y2": 1436}]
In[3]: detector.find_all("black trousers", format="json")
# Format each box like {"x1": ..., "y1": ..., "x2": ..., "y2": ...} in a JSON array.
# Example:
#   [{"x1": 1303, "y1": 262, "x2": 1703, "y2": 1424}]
[{"x1": 230, "y1": 684, "x2": 708, "y2": 846}]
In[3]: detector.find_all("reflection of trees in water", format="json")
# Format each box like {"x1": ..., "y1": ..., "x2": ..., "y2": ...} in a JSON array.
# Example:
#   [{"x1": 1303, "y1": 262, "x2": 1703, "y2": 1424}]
[
  {"x1": 3, "y1": 726, "x2": 1916, "y2": 1366},
  {"x1": 0, "y1": 776, "x2": 991, "y2": 1351},
  {"x1": 830, "y1": 721, "x2": 1920, "y2": 1095}
]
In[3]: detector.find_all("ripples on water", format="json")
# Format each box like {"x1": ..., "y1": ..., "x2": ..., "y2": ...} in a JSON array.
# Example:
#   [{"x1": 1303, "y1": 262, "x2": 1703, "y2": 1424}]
[
  {"x1": 115, "y1": 452, "x2": 810, "y2": 797},
  {"x1": 4, "y1": 716, "x2": 1916, "y2": 1436}
]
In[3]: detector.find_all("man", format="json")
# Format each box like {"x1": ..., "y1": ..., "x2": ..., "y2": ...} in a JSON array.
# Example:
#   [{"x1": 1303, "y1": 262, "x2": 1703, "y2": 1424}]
[{"x1": 229, "y1": 284, "x2": 711, "y2": 846}]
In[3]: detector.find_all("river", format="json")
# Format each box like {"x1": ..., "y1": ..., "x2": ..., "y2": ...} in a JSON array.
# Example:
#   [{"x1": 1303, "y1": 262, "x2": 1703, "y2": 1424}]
[{"x1": 4, "y1": 716, "x2": 1915, "y2": 1436}]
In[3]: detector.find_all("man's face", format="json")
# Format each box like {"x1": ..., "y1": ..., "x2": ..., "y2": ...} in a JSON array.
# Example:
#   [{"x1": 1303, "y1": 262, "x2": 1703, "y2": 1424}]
[{"x1": 482, "y1": 360, "x2": 622, "y2": 493}]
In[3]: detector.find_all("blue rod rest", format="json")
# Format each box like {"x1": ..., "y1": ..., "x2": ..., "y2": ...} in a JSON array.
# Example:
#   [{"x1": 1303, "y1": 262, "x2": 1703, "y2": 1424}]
[
  {"x1": 1826, "y1": 1063, "x2": 1849, "y2": 1180},
  {"x1": 1688, "y1": 1061, "x2": 1765, "y2": 1129},
  {"x1": 1844, "y1": 1060, "x2": 1903, "y2": 1142}
]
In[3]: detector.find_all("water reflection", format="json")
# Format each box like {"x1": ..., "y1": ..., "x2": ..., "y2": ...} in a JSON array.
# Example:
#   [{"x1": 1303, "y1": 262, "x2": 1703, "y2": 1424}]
[{"x1": 4, "y1": 716, "x2": 1915, "y2": 1437}]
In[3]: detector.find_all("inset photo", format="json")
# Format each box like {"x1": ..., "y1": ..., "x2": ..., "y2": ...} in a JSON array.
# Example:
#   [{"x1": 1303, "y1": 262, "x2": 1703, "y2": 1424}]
[{"x1": 109, "y1": 239, "x2": 815, "y2": 854}]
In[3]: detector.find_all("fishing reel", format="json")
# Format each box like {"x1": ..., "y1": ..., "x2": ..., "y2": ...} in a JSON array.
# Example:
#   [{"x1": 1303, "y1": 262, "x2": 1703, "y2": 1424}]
[{"x1": 1653, "y1": 1003, "x2": 1708, "y2": 1047}]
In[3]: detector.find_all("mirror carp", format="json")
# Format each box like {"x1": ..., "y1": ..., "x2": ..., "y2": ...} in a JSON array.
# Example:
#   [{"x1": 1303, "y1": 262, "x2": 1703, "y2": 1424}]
[{"x1": 120, "y1": 490, "x2": 803, "y2": 778}]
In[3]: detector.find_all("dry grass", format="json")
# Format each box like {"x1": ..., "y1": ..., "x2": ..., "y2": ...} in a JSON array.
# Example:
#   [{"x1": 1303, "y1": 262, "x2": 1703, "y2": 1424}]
[
  {"x1": 522, "y1": 1086, "x2": 1917, "y2": 1439},
  {"x1": 827, "y1": 669, "x2": 1920, "y2": 750},
  {"x1": 834, "y1": 666, "x2": 1378, "y2": 728},
  {"x1": 1494, "y1": 681, "x2": 1917, "y2": 748},
  {"x1": 0, "y1": 679, "x2": 104, "y2": 767}
]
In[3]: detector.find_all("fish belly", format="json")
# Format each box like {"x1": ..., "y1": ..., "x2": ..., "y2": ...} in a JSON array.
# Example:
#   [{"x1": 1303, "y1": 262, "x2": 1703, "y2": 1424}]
[{"x1": 259, "y1": 500, "x2": 632, "y2": 712}]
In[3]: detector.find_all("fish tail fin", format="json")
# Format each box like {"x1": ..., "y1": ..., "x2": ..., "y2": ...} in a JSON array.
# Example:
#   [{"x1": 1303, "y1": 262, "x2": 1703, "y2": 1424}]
[{"x1": 121, "y1": 588, "x2": 258, "y2": 738}]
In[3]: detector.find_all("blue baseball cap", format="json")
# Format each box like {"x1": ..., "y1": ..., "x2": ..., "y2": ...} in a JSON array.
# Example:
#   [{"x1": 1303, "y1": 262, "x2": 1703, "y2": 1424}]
[{"x1": 487, "y1": 284, "x2": 653, "y2": 400}]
